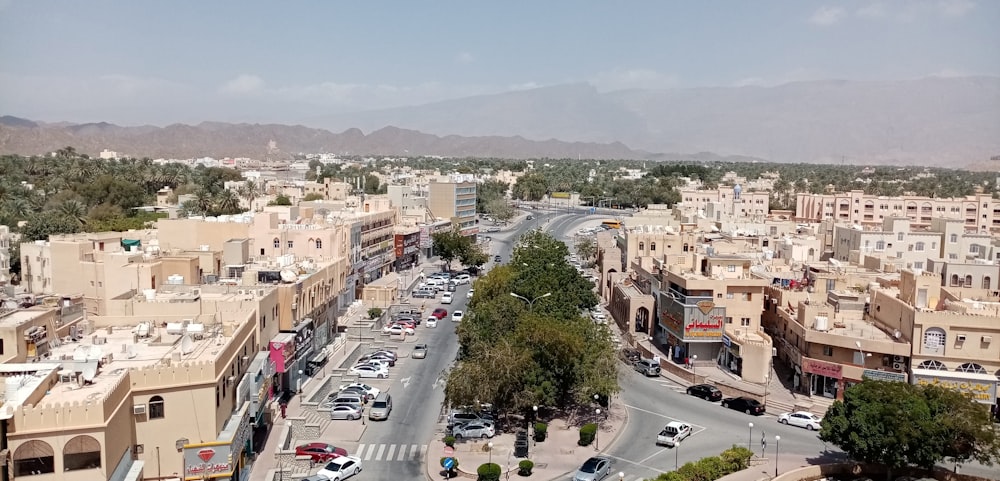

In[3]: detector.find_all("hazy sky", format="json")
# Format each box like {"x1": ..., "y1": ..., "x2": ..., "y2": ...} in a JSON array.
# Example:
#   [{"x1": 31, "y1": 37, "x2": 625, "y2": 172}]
[{"x1": 1, "y1": 0, "x2": 996, "y2": 126}]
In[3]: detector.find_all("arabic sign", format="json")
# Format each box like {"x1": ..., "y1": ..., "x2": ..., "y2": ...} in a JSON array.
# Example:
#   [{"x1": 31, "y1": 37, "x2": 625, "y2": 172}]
[
  {"x1": 183, "y1": 407, "x2": 252, "y2": 480},
  {"x1": 268, "y1": 334, "x2": 295, "y2": 373},
  {"x1": 802, "y1": 358, "x2": 842, "y2": 379},
  {"x1": 913, "y1": 374, "x2": 997, "y2": 404},
  {"x1": 683, "y1": 304, "x2": 725, "y2": 339},
  {"x1": 862, "y1": 369, "x2": 906, "y2": 383}
]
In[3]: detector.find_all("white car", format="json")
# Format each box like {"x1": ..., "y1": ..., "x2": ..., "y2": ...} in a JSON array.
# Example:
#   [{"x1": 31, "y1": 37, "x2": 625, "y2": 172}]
[
  {"x1": 452, "y1": 310, "x2": 464, "y2": 322},
  {"x1": 354, "y1": 359, "x2": 390, "y2": 371},
  {"x1": 441, "y1": 292, "x2": 454, "y2": 304},
  {"x1": 349, "y1": 365, "x2": 388, "y2": 379},
  {"x1": 317, "y1": 455, "x2": 363, "y2": 481},
  {"x1": 338, "y1": 383, "x2": 381, "y2": 399},
  {"x1": 778, "y1": 411, "x2": 823, "y2": 430},
  {"x1": 452, "y1": 420, "x2": 495, "y2": 439},
  {"x1": 426, "y1": 316, "x2": 438, "y2": 328},
  {"x1": 382, "y1": 324, "x2": 415, "y2": 336},
  {"x1": 467, "y1": 288, "x2": 474, "y2": 298},
  {"x1": 656, "y1": 421, "x2": 692, "y2": 447},
  {"x1": 328, "y1": 404, "x2": 363, "y2": 420},
  {"x1": 452, "y1": 274, "x2": 472, "y2": 285}
]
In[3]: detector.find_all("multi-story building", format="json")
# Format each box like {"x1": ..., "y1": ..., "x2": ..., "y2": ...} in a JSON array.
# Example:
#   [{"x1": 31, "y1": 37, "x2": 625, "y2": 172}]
[
  {"x1": 869, "y1": 269, "x2": 999, "y2": 409},
  {"x1": 678, "y1": 185, "x2": 770, "y2": 221},
  {"x1": 394, "y1": 226, "x2": 421, "y2": 271},
  {"x1": 796, "y1": 191, "x2": 1000, "y2": 232},
  {"x1": 427, "y1": 179, "x2": 477, "y2": 238},
  {"x1": 0, "y1": 224, "x2": 12, "y2": 285},
  {"x1": 303, "y1": 178, "x2": 352, "y2": 201}
]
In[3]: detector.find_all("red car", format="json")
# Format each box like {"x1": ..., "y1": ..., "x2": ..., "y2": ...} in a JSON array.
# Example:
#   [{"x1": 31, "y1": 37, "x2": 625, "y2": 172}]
[
  {"x1": 295, "y1": 443, "x2": 348, "y2": 463},
  {"x1": 432, "y1": 308, "x2": 448, "y2": 319}
]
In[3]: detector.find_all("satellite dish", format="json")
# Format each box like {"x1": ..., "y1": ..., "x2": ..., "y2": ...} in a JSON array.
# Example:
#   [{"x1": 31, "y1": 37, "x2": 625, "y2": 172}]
[
  {"x1": 73, "y1": 346, "x2": 89, "y2": 361},
  {"x1": 126, "y1": 345, "x2": 137, "y2": 359},
  {"x1": 82, "y1": 365, "x2": 97, "y2": 382},
  {"x1": 180, "y1": 335, "x2": 195, "y2": 354},
  {"x1": 280, "y1": 269, "x2": 298, "y2": 283},
  {"x1": 893, "y1": 330, "x2": 901, "y2": 339}
]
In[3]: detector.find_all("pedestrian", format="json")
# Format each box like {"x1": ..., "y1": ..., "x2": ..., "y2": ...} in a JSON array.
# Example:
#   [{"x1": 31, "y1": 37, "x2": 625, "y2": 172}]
[{"x1": 280, "y1": 400, "x2": 287, "y2": 419}]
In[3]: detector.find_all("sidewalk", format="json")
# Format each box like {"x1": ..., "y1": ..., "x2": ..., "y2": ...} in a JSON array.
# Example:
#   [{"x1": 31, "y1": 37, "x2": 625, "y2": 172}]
[
  {"x1": 717, "y1": 453, "x2": 814, "y2": 481},
  {"x1": 425, "y1": 401, "x2": 630, "y2": 481}
]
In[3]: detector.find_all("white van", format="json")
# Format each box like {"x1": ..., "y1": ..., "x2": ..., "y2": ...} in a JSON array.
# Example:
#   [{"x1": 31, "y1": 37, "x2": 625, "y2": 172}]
[{"x1": 441, "y1": 292, "x2": 454, "y2": 304}]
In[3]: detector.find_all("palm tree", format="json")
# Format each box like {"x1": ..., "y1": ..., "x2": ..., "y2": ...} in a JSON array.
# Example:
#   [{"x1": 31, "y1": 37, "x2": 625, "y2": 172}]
[
  {"x1": 214, "y1": 190, "x2": 242, "y2": 215},
  {"x1": 237, "y1": 180, "x2": 263, "y2": 211},
  {"x1": 194, "y1": 189, "x2": 213, "y2": 215},
  {"x1": 58, "y1": 200, "x2": 88, "y2": 227}
]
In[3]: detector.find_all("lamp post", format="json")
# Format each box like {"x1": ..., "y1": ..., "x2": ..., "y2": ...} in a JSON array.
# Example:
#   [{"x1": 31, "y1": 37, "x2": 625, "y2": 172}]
[
  {"x1": 488, "y1": 441, "x2": 494, "y2": 466},
  {"x1": 748, "y1": 422, "x2": 754, "y2": 451},
  {"x1": 775, "y1": 435, "x2": 781, "y2": 477},
  {"x1": 532, "y1": 405, "x2": 538, "y2": 446},
  {"x1": 595, "y1": 408, "x2": 601, "y2": 450},
  {"x1": 854, "y1": 340, "x2": 872, "y2": 368},
  {"x1": 691, "y1": 355, "x2": 698, "y2": 378},
  {"x1": 619, "y1": 472, "x2": 625, "y2": 481},
  {"x1": 297, "y1": 370, "x2": 304, "y2": 401},
  {"x1": 510, "y1": 292, "x2": 552, "y2": 311}
]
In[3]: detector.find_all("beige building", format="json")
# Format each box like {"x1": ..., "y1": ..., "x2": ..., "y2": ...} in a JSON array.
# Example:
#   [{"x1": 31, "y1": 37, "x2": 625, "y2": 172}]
[
  {"x1": 796, "y1": 191, "x2": 1000, "y2": 233},
  {"x1": 427, "y1": 179, "x2": 477, "y2": 237},
  {"x1": 1, "y1": 224, "x2": 14, "y2": 285},
  {"x1": 303, "y1": 178, "x2": 351, "y2": 201},
  {"x1": 869, "y1": 269, "x2": 1000, "y2": 407},
  {"x1": 678, "y1": 185, "x2": 770, "y2": 221}
]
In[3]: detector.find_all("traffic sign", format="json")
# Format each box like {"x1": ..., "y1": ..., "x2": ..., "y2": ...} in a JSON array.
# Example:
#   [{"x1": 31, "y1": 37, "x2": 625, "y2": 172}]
[
  {"x1": 443, "y1": 446, "x2": 454, "y2": 455},
  {"x1": 443, "y1": 457, "x2": 456, "y2": 470}
]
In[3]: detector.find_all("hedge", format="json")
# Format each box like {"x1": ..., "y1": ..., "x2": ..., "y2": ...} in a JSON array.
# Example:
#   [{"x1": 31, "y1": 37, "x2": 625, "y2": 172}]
[
  {"x1": 578, "y1": 422, "x2": 598, "y2": 446},
  {"x1": 649, "y1": 446, "x2": 753, "y2": 481},
  {"x1": 477, "y1": 462, "x2": 502, "y2": 481}
]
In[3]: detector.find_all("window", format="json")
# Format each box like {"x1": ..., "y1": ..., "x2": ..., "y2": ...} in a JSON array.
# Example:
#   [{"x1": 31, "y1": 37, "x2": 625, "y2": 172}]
[
  {"x1": 727, "y1": 265, "x2": 736, "y2": 272},
  {"x1": 273, "y1": 238, "x2": 280, "y2": 248},
  {"x1": 984, "y1": 277, "x2": 992, "y2": 290},
  {"x1": 740, "y1": 317, "x2": 751, "y2": 327},
  {"x1": 823, "y1": 346, "x2": 833, "y2": 356},
  {"x1": 875, "y1": 241, "x2": 885, "y2": 251},
  {"x1": 897, "y1": 232, "x2": 904, "y2": 241},
  {"x1": 914, "y1": 262, "x2": 923, "y2": 269},
  {"x1": 914, "y1": 242, "x2": 925, "y2": 251},
  {"x1": 63, "y1": 435, "x2": 102, "y2": 471},
  {"x1": 923, "y1": 327, "x2": 946, "y2": 352},
  {"x1": 13, "y1": 440, "x2": 55, "y2": 476},
  {"x1": 726, "y1": 293, "x2": 734, "y2": 299},
  {"x1": 650, "y1": 242, "x2": 656, "y2": 252},
  {"x1": 216, "y1": 386, "x2": 220, "y2": 407},
  {"x1": 287, "y1": 240, "x2": 294, "y2": 249},
  {"x1": 315, "y1": 239, "x2": 322, "y2": 249},
  {"x1": 917, "y1": 359, "x2": 947, "y2": 370},
  {"x1": 950, "y1": 233, "x2": 958, "y2": 243},
  {"x1": 931, "y1": 242, "x2": 937, "y2": 249},
  {"x1": 957, "y1": 363, "x2": 987, "y2": 374},
  {"x1": 638, "y1": 242, "x2": 644, "y2": 251},
  {"x1": 149, "y1": 395, "x2": 165, "y2": 419},
  {"x1": 965, "y1": 275, "x2": 973, "y2": 286},
  {"x1": 725, "y1": 317, "x2": 733, "y2": 324},
  {"x1": 951, "y1": 274, "x2": 959, "y2": 286}
]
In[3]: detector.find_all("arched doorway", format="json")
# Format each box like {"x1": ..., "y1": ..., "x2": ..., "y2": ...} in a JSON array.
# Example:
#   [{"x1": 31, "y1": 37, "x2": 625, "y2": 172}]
[{"x1": 635, "y1": 307, "x2": 650, "y2": 334}]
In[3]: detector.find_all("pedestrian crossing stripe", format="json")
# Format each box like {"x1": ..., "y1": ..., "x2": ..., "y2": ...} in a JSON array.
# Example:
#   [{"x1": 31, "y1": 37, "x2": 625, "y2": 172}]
[{"x1": 356, "y1": 443, "x2": 427, "y2": 462}]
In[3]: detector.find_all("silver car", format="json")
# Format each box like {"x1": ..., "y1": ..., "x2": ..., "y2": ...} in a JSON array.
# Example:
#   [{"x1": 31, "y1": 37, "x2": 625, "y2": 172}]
[
  {"x1": 329, "y1": 404, "x2": 362, "y2": 420},
  {"x1": 572, "y1": 456, "x2": 612, "y2": 481},
  {"x1": 412, "y1": 344, "x2": 428, "y2": 359}
]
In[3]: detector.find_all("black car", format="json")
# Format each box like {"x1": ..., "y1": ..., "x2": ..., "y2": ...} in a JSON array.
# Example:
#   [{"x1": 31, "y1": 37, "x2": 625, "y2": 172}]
[
  {"x1": 686, "y1": 384, "x2": 723, "y2": 402},
  {"x1": 494, "y1": 255, "x2": 502, "y2": 262},
  {"x1": 721, "y1": 396, "x2": 765, "y2": 415}
]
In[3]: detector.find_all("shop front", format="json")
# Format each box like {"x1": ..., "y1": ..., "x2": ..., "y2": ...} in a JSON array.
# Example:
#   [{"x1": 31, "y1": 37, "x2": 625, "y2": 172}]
[
  {"x1": 912, "y1": 369, "x2": 998, "y2": 406},
  {"x1": 247, "y1": 352, "x2": 276, "y2": 454},
  {"x1": 394, "y1": 231, "x2": 420, "y2": 271},
  {"x1": 658, "y1": 291, "x2": 726, "y2": 364},
  {"x1": 183, "y1": 403, "x2": 253, "y2": 481},
  {"x1": 719, "y1": 334, "x2": 743, "y2": 377},
  {"x1": 281, "y1": 319, "x2": 316, "y2": 390},
  {"x1": 802, "y1": 357, "x2": 842, "y2": 399},
  {"x1": 268, "y1": 333, "x2": 295, "y2": 395}
]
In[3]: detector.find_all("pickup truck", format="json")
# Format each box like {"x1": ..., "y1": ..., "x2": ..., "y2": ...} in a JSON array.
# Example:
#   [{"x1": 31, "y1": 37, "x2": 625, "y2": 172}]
[{"x1": 656, "y1": 422, "x2": 692, "y2": 447}]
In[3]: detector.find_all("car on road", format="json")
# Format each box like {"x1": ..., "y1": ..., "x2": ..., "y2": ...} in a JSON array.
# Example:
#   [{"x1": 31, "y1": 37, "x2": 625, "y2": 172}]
[
  {"x1": 425, "y1": 316, "x2": 438, "y2": 328},
  {"x1": 467, "y1": 288, "x2": 474, "y2": 298},
  {"x1": 656, "y1": 421, "x2": 692, "y2": 447},
  {"x1": 441, "y1": 292, "x2": 454, "y2": 304},
  {"x1": 432, "y1": 308, "x2": 448, "y2": 319},
  {"x1": 452, "y1": 310, "x2": 464, "y2": 322},
  {"x1": 349, "y1": 364, "x2": 388, "y2": 379},
  {"x1": 329, "y1": 404, "x2": 363, "y2": 420},
  {"x1": 338, "y1": 383, "x2": 380, "y2": 400},
  {"x1": 778, "y1": 411, "x2": 823, "y2": 430},
  {"x1": 721, "y1": 396, "x2": 765, "y2": 415},
  {"x1": 686, "y1": 384, "x2": 723, "y2": 402},
  {"x1": 412, "y1": 344, "x2": 428, "y2": 359},
  {"x1": 317, "y1": 455, "x2": 363, "y2": 481},
  {"x1": 452, "y1": 420, "x2": 495, "y2": 439},
  {"x1": 486, "y1": 226, "x2": 501, "y2": 232},
  {"x1": 382, "y1": 324, "x2": 415, "y2": 336},
  {"x1": 572, "y1": 456, "x2": 612, "y2": 481},
  {"x1": 633, "y1": 359, "x2": 661, "y2": 376},
  {"x1": 494, "y1": 255, "x2": 502, "y2": 262},
  {"x1": 295, "y1": 443, "x2": 348, "y2": 463},
  {"x1": 451, "y1": 273, "x2": 472, "y2": 285},
  {"x1": 412, "y1": 288, "x2": 436, "y2": 299}
]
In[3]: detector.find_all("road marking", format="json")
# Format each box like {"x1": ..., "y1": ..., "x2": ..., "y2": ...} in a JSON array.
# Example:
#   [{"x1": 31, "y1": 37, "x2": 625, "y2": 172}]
[
  {"x1": 409, "y1": 444, "x2": 421, "y2": 460},
  {"x1": 602, "y1": 454, "x2": 668, "y2": 474},
  {"x1": 417, "y1": 444, "x2": 428, "y2": 460},
  {"x1": 384, "y1": 444, "x2": 396, "y2": 461},
  {"x1": 397, "y1": 445, "x2": 410, "y2": 461},
  {"x1": 362, "y1": 443, "x2": 376, "y2": 460},
  {"x1": 375, "y1": 444, "x2": 386, "y2": 461},
  {"x1": 622, "y1": 403, "x2": 707, "y2": 431},
  {"x1": 400, "y1": 376, "x2": 411, "y2": 388}
]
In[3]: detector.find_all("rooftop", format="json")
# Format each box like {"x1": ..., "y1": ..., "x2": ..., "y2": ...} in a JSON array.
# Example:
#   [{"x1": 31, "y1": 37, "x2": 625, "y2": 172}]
[{"x1": 0, "y1": 307, "x2": 53, "y2": 329}]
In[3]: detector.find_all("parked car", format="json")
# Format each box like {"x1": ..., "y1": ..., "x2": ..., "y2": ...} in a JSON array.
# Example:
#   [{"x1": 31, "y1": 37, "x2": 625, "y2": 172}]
[
  {"x1": 633, "y1": 359, "x2": 661, "y2": 376},
  {"x1": 721, "y1": 397, "x2": 765, "y2": 415},
  {"x1": 338, "y1": 383, "x2": 381, "y2": 400},
  {"x1": 295, "y1": 443, "x2": 348, "y2": 463},
  {"x1": 494, "y1": 255, "x2": 502, "y2": 262},
  {"x1": 432, "y1": 308, "x2": 448, "y2": 319},
  {"x1": 358, "y1": 353, "x2": 396, "y2": 367},
  {"x1": 686, "y1": 384, "x2": 723, "y2": 401},
  {"x1": 452, "y1": 420, "x2": 495, "y2": 439},
  {"x1": 656, "y1": 421, "x2": 692, "y2": 447},
  {"x1": 778, "y1": 411, "x2": 823, "y2": 430},
  {"x1": 467, "y1": 288, "x2": 474, "y2": 298},
  {"x1": 354, "y1": 359, "x2": 391, "y2": 371},
  {"x1": 301, "y1": 475, "x2": 331, "y2": 481},
  {"x1": 412, "y1": 344, "x2": 428, "y2": 359},
  {"x1": 452, "y1": 274, "x2": 472, "y2": 285},
  {"x1": 486, "y1": 226, "x2": 501, "y2": 232},
  {"x1": 382, "y1": 324, "x2": 415, "y2": 336},
  {"x1": 317, "y1": 455, "x2": 363, "y2": 481},
  {"x1": 349, "y1": 365, "x2": 388, "y2": 379},
  {"x1": 425, "y1": 316, "x2": 438, "y2": 328},
  {"x1": 368, "y1": 350, "x2": 397, "y2": 361},
  {"x1": 337, "y1": 387, "x2": 373, "y2": 402},
  {"x1": 441, "y1": 292, "x2": 454, "y2": 304},
  {"x1": 325, "y1": 392, "x2": 364, "y2": 406},
  {"x1": 329, "y1": 404, "x2": 363, "y2": 420},
  {"x1": 412, "y1": 288, "x2": 436, "y2": 299},
  {"x1": 572, "y1": 456, "x2": 612, "y2": 481},
  {"x1": 452, "y1": 310, "x2": 464, "y2": 322},
  {"x1": 447, "y1": 411, "x2": 483, "y2": 427}
]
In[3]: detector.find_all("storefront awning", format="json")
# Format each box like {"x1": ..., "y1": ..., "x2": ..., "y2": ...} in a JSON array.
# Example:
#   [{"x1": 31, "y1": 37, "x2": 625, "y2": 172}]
[{"x1": 307, "y1": 352, "x2": 328, "y2": 367}]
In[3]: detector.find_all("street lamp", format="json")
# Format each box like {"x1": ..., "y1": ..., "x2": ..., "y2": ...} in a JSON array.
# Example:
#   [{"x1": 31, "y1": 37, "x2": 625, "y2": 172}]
[
  {"x1": 488, "y1": 441, "x2": 494, "y2": 466},
  {"x1": 510, "y1": 292, "x2": 552, "y2": 311},
  {"x1": 595, "y1": 408, "x2": 601, "y2": 450},
  {"x1": 619, "y1": 472, "x2": 625, "y2": 481},
  {"x1": 532, "y1": 405, "x2": 539, "y2": 446},
  {"x1": 854, "y1": 340, "x2": 872, "y2": 367},
  {"x1": 297, "y1": 370, "x2": 304, "y2": 401},
  {"x1": 775, "y1": 435, "x2": 781, "y2": 477},
  {"x1": 748, "y1": 422, "x2": 754, "y2": 451},
  {"x1": 691, "y1": 355, "x2": 698, "y2": 378}
]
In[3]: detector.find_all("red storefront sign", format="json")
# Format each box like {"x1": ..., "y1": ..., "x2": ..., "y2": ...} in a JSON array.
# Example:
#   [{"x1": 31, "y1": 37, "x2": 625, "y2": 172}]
[
  {"x1": 268, "y1": 334, "x2": 295, "y2": 373},
  {"x1": 802, "y1": 358, "x2": 843, "y2": 379}
]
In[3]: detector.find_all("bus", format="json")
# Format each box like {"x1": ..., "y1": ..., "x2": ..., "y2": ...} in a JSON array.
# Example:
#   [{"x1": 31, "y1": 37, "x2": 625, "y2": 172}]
[{"x1": 601, "y1": 220, "x2": 621, "y2": 229}]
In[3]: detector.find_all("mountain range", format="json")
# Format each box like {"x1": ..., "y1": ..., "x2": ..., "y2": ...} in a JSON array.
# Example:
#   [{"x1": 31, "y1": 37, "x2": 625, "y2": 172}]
[{"x1": 2, "y1": 76, "x2": 998, "y2": 167}]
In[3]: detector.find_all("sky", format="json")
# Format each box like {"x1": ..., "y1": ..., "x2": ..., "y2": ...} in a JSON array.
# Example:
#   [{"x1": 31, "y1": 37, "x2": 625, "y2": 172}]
[{"x1": 0, "y1": 0, "x2": 997, "y2": 127}]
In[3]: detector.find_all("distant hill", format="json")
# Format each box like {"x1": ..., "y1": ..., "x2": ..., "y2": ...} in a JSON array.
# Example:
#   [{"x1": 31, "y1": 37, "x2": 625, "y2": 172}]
[{"x1": 310, "y1": 77, "x2": 1000, "y2": 167}]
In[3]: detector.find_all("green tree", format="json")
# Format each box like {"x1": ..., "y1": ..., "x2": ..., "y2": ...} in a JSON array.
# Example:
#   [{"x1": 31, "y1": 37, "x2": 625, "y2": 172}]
[
  {"x1": 476, "y1": 179, "x2": 510, "y2": 212},
  {"x1": 484, "y1": 198, "x2": 517, "y2": 223},
  {"x1": 458, "y1": 242, "x2": 489, "y2": 270},
  {"x1": 431, "y1": 228, "x2": 467, "y2": 270},
  {"x1": 268, "y1": 194, "x2": 293, "y2": 206},
  {"x1": 19, "y1": 211, "x2": 81, "y2": 242},
  {"x1": 237, "y1": 179, "x2": 263, "y2": 210},
  {"x1": 820, "y1": 380, "x2": 1000, "y2": 479},
  {"x1": 575, "y1": 237, "x2": 597, "y2": 264},
  {"x1": 303, "y1": 192, "x2": 325, "y2": 201}
]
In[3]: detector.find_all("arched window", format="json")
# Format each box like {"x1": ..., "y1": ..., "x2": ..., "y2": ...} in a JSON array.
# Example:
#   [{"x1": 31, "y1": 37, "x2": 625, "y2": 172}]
[
  {"x1": 649, "y1": 242, "x2": 656, "y2": 252},
  {"x1": 984, "y1": 277, "x2": 992, "y2": 290},
  {"x1": 922, "y1": 327, "x2": 946, "y2": 353},
  {"x1": 917, "y1": 360, "x2": 947, "y2": 370},
  {"x1": 635, "y1": 307, "x2": 650, "y2": 333},
  {"x1": 14, "y1": 440, "x2": 55, "y2": 476},
  {"x1": 63, "y1": 435, "x2": 102, "y2": 471},
  {"x1": 638, "y1": 242, "x2": 645, "y2": 251},
  {"x1": 965, "y1": 275, "x2": 973, "y2": 286},
  {"x1": 315, "y1": 239, "x2": 322, "y2": 249},
  {"x1": 951, "y1": 274, "x2": 959, "y2": 286},
  {"x1": 956, "y1": 363, "x2": 986, "y2": 374},
  {"x1": 149, "y1": 395, "x2": 165, "y2": 419},
  {"x1": 683, "y1": 243, "x2": 689, "y2": 252},
  {"x1": 273, "y1": 238, "x2": 280, "y2": 248}
]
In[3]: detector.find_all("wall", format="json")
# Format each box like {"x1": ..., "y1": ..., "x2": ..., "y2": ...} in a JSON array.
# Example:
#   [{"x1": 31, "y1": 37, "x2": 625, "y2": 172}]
[{"x1": 156, "y1": 219, "x2": 251, "y2": 252}]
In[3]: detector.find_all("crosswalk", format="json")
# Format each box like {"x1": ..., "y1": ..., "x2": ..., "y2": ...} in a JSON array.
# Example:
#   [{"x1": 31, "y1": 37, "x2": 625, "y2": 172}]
[{"x1": 354, "y1": 443, "x2": 427, "y2": 462}]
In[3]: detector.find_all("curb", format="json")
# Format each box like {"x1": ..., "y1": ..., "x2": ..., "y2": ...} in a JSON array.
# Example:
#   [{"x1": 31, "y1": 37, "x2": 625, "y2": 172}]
[{"x1": 545, "y1": 400, "x2": 631, "y2": 481}]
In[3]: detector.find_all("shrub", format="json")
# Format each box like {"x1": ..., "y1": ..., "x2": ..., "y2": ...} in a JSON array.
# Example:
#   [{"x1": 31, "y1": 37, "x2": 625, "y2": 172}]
[
  {"x1": 518, "y1": 459, "x2": 534, "y2": 476},
  {"x1": 533, "y1": 422, "x2": 548, "y2": 441},
  {"x1": 578, "y1": 423, "x2": 598, "y2": 446},
  {"x1": 440, "y1": 457, "x2": 460, "y2": 478},
  {"x1": 367, "y1": 307, "x2": 382, "y2": 319},
  {"x1": 719, "y1": 446, "x2": 753, "y2": 472},
  {"x1": 443, "y1": 435, "x2": 456, "y2": 447},
  {"x1": 477, "y1": 462, "x2": 502, "y2": 481}
]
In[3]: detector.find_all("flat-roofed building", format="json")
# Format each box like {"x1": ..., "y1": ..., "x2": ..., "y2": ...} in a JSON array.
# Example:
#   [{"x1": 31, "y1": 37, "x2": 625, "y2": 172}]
[
  {"x1": 796, "y1": 191, "x2": 1000, "y2": 232},
  {"x1": 428, "y1": 178, "x2": 477, "y2": 238}
]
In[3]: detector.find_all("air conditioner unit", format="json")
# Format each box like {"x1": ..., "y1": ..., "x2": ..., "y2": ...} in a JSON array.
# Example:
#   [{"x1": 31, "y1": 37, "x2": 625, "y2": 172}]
[
  {"x1": 133, "y1": 404, "x2": 147, "y2": 415},
  {"x1": 237, "y1": 290, "x2": 246, "y2": 295},
  {"x1": 956, "y1": 335, "x2": 967, "y2": 342},
  {"x1": 893, "y1": 355, "x2": 904, "y2": 363},
  {"x1": 983, "y1": 336, "x2": 993, "y2": 343},
  {"x1": 892, "y1": 362, "x2": 905, "y2": 370}
]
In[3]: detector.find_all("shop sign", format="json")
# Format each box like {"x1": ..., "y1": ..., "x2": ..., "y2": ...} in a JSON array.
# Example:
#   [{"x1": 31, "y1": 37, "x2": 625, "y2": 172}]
[
  {"x1": 802, "y1": 358, "x2": 843, "y2": 379},
  {"x1": 292, "y1": 320, "x2": 314, "y2": 353},
  {"x1": 722, "y1": 335, "x2": 732, "y2": 347},
  {"x1": 183, "y1": 446, "x2": 232, "y2": 479},
  {"x1": 255, "y1": 376, "x2": 273, "y2": 408},
  {"x1": 268, "y1": 334, "x2": 295, "y2": 373},
  {"x1": 862, "y1": 369, "x2": 907, "y2": 383},
  {"x1": 683, "y1": 303, "x2": 725, "y2": 339},
  {"x1": 419, "y1": 226, "x2": 432, "y2": 249},
  {"x1": 913, "y1": 374, "x2": 997, "y2": 404},
  {"x1": 394, "y1": 235, "x2": 406, "y2": 257}
]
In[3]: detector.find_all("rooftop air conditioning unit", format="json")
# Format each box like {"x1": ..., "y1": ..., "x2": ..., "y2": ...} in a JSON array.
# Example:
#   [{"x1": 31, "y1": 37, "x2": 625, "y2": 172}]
[
  {"x1": 956, "y1": 335, "x2": 967, "y2": 342},
  {"x1": 983, "y1": 336, "x2": 993, "y2": 344},
  {"x1": 892, "y1": 362, "x2": 905, "y2": 370},
  {"x1": 893, "y1": 355, "x2": 904, "y2": 363},
  {"x1": 133, "y1": 404, "x2": 146, "y2": 415}
]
